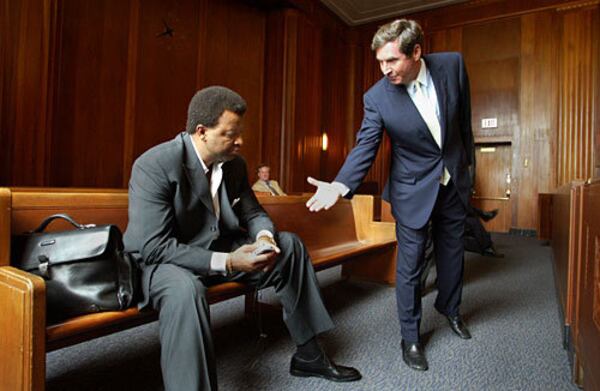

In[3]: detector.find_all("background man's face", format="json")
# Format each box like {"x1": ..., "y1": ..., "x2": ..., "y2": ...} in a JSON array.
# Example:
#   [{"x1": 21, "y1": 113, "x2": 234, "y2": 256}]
[{"x1": 258, "y1": 167, "x2": 270, "y2": 181}]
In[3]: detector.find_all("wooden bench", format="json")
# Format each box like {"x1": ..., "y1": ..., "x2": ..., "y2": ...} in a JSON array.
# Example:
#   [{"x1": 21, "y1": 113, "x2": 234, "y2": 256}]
[{"x1": 0, "y1": 187, "x2": 396, "y2": 391}]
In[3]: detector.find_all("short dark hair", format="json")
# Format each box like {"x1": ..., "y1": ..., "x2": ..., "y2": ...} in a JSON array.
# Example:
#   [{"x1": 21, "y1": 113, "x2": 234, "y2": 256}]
[
  {"x1": 256, "y1": 163, "x2": 270, "y2": 173},
  {"x1": 371, "y1": 19, "x2": 423, "y2": 55},
  {"x1": 186, "y1": 86, "x2": 247, "y2": 134}
]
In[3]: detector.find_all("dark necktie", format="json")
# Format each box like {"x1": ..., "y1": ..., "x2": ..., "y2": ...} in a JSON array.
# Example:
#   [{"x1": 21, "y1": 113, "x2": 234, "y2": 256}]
[{"x1": 265, "y1": 181, "x2": 280, "y2": 195}]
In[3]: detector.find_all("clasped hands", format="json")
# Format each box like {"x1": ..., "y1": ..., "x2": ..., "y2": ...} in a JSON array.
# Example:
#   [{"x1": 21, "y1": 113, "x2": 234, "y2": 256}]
[{"x1": 227, "y1": 235, "x2": 280, "y2": 273}]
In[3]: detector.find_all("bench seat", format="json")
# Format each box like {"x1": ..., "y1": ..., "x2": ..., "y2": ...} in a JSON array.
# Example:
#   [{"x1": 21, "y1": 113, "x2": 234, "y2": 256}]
[{"x1": 0, "y1": 187, "x2": 396, "y2": 391}]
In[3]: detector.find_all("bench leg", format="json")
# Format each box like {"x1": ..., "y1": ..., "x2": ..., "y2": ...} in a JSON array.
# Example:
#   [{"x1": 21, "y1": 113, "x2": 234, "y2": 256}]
[{"x1": 0, "y1": 266, "x2": 47, "y2": 391}]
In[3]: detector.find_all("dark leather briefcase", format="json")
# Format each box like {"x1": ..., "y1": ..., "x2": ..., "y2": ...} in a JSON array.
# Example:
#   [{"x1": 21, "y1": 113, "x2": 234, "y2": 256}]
[{"x1": 12, "y1": 213, "x2": 138, "y2": 321}]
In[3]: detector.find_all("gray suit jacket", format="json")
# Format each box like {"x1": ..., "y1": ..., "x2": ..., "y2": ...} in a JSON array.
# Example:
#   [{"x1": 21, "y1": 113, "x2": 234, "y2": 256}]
[{"x1": 124, "y1": 132, "x2": 275, "y2": 308}]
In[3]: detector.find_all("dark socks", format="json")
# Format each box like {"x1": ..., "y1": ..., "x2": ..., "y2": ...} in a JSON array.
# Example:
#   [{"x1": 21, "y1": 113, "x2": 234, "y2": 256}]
[{"x1": 296, "y1": 337, "x2": 323, "y2": 361}]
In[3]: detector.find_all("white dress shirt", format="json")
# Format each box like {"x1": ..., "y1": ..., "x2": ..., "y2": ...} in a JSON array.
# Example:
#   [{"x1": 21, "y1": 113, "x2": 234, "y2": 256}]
[
  {"x1": 407, "y1": 59, "x2": 450, "y2": 185},
  {"x1": 191, "y1": 140, "x2": 273, "y2": 274}
]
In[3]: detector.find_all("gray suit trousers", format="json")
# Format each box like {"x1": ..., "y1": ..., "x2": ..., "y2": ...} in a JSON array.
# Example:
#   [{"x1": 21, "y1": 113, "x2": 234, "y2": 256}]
[{"x1": 147, "y1": 231, "x2": 334, "y2": 391}]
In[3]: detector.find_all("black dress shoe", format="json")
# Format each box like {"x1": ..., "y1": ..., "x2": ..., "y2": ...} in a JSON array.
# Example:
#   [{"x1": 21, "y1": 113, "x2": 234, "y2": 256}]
[
  {"x1": 482, "y1": 245, "x2": 504, "y2": 258},
  {"x1": 290, "y1": 353, "x2": 362, "y2": 382},
  {"x1": 401, "y1": 340, "x2": 428, "y2": 371},
  {"x1": 447, "y1": 315, "x2": 472, "y2": 339},
  {"x1": 480, "y1": 208, "x2": 499, "y2": 222}
]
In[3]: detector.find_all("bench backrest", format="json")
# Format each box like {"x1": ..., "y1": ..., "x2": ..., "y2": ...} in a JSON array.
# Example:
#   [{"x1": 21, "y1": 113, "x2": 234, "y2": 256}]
[
  {"x1": 259, "y1": 195, "x2": 359, "y2": 251},
  {"x1": 0, "y1": 188, "x2": 360, "y2": 267},
  {"x1": 0, "y1": 188, "x2": 129, "y2": 266}
]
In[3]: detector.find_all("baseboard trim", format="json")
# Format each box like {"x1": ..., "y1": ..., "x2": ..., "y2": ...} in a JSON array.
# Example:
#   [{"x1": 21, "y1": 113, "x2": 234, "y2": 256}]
[{"x1": 508, "y1": 228, "x2": 537, "y2": 237}]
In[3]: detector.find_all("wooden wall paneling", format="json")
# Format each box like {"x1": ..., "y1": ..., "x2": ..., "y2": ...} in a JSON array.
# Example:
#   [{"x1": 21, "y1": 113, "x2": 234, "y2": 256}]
[
  {"x1": 121, "y1": 0, "x2": 141, "y2": 187},
  {"x1": 346, "y1": 36, "x2": 363, "y2": 158},
  {"x1": 200, "y1": 0, "x2": 266, "y2": 179},
  {"x1": 131, "y1": 0, "x2": 201, "y2": 165},
  {"x1": 50, "y1": 0, "x2": 130, "y2": 187},
  {"x1": 426, "y1": 26, "x2": 462, "y2": 53},
  {"x1": 262, "y1": 10, "x2": 286, "y2": 185},
  {"x1": 517, "y1": 11, "x2": 559, "y2": 229},
  {"x1": 1, "y1": 0, "x2": 53, "y2": 186},
  {"x1": 462, "y1": 18, "x2": 520, "y2": 143},
  {"x1": 594, "y1": 6, "x2": 600, "y2": 176},
  {"x1": 319, "y1": 28, "x2": 348, "y2": 182},
  {"x1": 291, "y1": 14, "x2": 322, "y2": 193},
  {"x1": 557, "y1": 5, "x2": 598, "y2": 185},
  {"x1": 279, "y1": 9, "x2": 299, "y2": 193},
  {"x1": 0, "y1": 0, "x2": 15, "y2": 185}
]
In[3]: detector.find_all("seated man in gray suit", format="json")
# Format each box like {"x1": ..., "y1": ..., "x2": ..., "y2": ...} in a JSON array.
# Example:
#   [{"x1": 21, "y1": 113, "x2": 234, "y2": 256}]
[
  {"x1": 252, "y1": 163, "x2": 287, "y2": 195},
  {"x1": 124, "y1": 86, "x2": 360, "y2": 391}
]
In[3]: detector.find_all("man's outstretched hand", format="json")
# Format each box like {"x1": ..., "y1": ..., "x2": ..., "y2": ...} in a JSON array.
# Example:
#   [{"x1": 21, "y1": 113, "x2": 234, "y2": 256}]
[{"x1": 305, "y1": 176, "x2": 345, "y2": 212}]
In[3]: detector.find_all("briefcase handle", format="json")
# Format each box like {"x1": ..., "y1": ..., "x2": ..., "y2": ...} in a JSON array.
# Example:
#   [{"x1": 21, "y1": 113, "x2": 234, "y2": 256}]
[{"x1": 31, "y1": 213, "x2": 97, "y2": 233}]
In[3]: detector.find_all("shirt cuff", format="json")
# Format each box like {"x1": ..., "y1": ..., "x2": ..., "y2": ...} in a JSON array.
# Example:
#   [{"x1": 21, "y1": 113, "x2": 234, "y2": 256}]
[
  {"x1": 256, "y1": 230, "x2": 274, "y2": 241},
  {"x1": 210, "y1": 252, "x2": 228, "y2": 275},
  {"x1": 332, "y1": 181, "x2": 350, "y2": 197}
]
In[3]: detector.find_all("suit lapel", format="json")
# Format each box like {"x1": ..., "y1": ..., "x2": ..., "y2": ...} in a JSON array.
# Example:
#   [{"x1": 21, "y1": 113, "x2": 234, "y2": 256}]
[
  {"x1": 218, "y1": 173, "x2": 240, "y2": 230},
  {"x1": 384, "y1": 78, "x2": 440, "y2": 147},
  {"x1": 425, "y1": 56, "x2": 448, "y2": 148},
  {"x1": 182, "y1": 133, "x2": 215, "y2": 213}
]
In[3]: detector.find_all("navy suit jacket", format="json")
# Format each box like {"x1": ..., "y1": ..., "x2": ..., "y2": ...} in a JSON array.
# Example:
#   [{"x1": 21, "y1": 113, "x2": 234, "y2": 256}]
[{"x1": 335, "y1": 52, "x2": 474, "y2": 229}]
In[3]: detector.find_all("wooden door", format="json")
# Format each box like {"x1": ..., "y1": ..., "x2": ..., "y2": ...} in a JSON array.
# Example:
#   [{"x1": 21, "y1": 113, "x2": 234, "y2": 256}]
[{"x1": 471, "y1": 144, "x2": 512, "y2": 232}]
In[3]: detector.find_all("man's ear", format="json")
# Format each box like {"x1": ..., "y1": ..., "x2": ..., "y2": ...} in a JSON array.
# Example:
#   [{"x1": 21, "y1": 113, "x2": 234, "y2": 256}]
[
  {"x1": 195, "y1": 124, "x2": 206, "y2": 138},
  {"x1": 413, "y1": 44, "x2": 422, "y2": 61}
]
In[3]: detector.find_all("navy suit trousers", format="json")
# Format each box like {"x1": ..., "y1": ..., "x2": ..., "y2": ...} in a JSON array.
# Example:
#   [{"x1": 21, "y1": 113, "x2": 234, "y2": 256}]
[{"x1": 394, "y1": 180, "x2": 466, "y2": 342}]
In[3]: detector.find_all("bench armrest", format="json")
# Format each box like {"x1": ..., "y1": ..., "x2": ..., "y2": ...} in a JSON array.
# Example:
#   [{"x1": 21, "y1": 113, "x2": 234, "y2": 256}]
[
  {"x1": 0, "y1": 266, "x2": 46, "y2": 391},
  {"x1": 351, "y1": 195, "x2": 396, "y2": 242}
]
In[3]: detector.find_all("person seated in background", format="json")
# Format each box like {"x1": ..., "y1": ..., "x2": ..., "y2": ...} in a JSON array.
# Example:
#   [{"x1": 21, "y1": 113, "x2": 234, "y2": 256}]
[
  {"x1": 464, "y1": 205, "x2": 503, "y2": 258},
  {"x1": 421, "y1": 204, "x2": 502, "y2": 291},
  {"x1": 252, "y1": 164, "x2": 287, "y2": 195}
]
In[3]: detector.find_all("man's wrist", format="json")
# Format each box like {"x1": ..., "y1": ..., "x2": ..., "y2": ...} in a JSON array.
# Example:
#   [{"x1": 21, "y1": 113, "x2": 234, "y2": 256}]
[
  {"x1": 257, "y1": 235, "x2": 276, "y2": 246},
  {"x1": 256, "y1": 230, "x2": 275, "y2": 245},
  {"x1": 332, "y1": 181, "x2": 350, "y2": 197},
  {"x1": 226, "y1": 253, "x2": 234, "y2": 275},
  {"x1": 210, "y1": 252, "x2": 228, "y2": 275}
]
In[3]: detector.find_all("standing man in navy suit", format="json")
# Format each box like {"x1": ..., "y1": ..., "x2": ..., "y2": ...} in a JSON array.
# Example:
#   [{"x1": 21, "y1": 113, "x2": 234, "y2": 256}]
[{"x1": 306, "y1": 19, "x2": 474, "y2": 371}]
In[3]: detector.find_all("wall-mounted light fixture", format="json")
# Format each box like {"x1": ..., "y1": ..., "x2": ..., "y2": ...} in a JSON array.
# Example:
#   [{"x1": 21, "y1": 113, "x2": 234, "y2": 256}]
[{"x1": 321, "y1": 132, "x2": 328, "y2": 151}]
